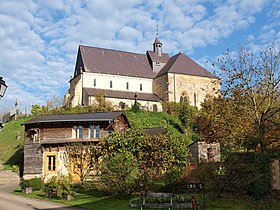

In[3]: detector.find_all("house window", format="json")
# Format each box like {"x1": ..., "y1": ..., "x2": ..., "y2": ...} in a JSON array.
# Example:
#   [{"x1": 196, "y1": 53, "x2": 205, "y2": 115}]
[
  {"x1": 140, "y1": 84, "x2": 142, "y2": 91},
  {"x1": 96, "y1": 125, "x2": 100, "y2": 138},
  {"x1": 73, "y1": 126, "x2": 78, "y2": 139},
  {"x1": 126, "y1": 82, "x2": 129, "y2": 90},
  {"x1": 93, "y1": 78, "x2": 96, "y2": 87},
  {"x1": 47, "y1": 155, "x2": 56, "y2": 171},
  {"x1": 30, "y1": 129, "x2": 40, "y2": 143},
  {"x1": 73, "y1": 125, "x2": 83, "y2": 139},
  {"x1": 79, "y1": 126, "x2": 83, "y2": 139},
  {"x1": 89, "y1": 125, "x2": 101, "y2": 138},
  {"x1": 156, "y1": 62, "x2": 160, "y2": 66},
  {"x1": 110, "y1": 80, "x2": 113, "y2": 88}
]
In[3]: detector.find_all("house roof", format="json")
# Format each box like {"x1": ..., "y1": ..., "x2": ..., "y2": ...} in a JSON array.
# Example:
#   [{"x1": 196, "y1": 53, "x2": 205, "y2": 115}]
[
  {"x1": 84, "y1": 88, "x2": 162, "y2": 102},
  {"x1": 156, "y1": 53, "x2": 218, "y2": 78},
  {"x1": 79, "y1": 45, "x2": 157, "y2": 79},
  {"x1": 23, "y1": 111, "x2": 128, "y2": 125}
]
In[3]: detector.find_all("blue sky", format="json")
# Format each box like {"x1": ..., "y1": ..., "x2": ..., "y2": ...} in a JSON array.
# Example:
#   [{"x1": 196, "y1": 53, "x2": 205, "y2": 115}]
[{"x1": 0, "y1": 0, "x2": 279, "y2": 114}]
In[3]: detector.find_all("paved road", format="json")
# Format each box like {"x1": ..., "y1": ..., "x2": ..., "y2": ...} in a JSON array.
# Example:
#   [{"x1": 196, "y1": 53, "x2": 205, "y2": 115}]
[{"x1": 0, "y1": 168, "x2": 86, "y2": 210}]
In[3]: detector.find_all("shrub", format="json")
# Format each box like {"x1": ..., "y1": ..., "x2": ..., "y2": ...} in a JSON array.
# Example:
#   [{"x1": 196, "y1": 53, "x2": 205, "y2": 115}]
[
  {"x1": 43, "y1": 175, "x2": 74, "y2": 198},
  {"x1": 224, "y1": 152, "x2": 271, "y2": 199},
  {"x1": 95, "y1": 153, "x2": 139, "y2": 195},
  {"x1": 20, "y1": 177, "x2": 44, "y2": 191}
]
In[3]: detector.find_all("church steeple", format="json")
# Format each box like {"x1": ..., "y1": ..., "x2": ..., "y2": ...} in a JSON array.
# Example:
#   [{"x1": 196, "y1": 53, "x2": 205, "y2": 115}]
[
  {"x1": 153, "y1": 25, "x2": 162, "y2": 57},
  {"x1": 153, "y1": 36, "x2": 162, "y2": 56}
]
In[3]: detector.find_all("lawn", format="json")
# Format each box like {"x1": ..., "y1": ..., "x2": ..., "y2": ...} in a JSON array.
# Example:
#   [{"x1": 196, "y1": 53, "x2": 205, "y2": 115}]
[{"x1": 14, "y1": 187, "x2": 280, "y2": 210}]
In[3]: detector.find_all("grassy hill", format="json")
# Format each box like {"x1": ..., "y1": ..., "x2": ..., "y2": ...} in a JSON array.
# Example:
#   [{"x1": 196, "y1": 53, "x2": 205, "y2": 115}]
[
  {"x1": 0, "y1": 111, "x2": 191, "y2": 169},
  {"x1": 0, "y1": 116, "x2": 32, "y2": 168}
]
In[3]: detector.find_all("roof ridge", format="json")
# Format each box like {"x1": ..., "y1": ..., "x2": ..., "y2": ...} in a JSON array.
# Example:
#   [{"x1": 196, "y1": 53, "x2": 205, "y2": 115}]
[{"x1": 80, "y1": 45, "x2": 145, "y2": 56}]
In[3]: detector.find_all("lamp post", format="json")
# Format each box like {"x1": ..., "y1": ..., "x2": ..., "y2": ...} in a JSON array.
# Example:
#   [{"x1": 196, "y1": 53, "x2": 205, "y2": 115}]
[{"x1": 0, "y1": 77, "x2": 7, "y2": 97}]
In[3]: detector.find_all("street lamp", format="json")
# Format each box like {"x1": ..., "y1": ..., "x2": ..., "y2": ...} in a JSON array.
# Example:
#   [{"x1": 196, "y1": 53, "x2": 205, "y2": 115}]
[{"x1": 0, "y1": 77, "x2": 7, "y2": 97}]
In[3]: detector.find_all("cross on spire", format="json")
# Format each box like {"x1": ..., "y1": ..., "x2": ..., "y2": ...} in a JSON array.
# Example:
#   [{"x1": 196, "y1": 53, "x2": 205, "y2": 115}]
[{"x1": 156, "y1": 24, "x2": 159, "y2": 36}]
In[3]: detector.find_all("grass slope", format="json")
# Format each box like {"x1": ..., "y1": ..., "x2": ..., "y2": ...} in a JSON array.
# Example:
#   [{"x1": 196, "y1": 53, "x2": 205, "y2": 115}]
[{"x1": 0, "y1": 116, "x2": 32, "y2": 167}]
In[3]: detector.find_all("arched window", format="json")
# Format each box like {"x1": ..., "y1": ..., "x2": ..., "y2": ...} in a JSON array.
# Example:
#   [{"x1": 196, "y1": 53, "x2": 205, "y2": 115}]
[
  {"x1": 152, "y1": 104, "x2": 158, "y2": 112},
  {"x1": 180, "y1": 92, "x2": 189, "y2": 103}
]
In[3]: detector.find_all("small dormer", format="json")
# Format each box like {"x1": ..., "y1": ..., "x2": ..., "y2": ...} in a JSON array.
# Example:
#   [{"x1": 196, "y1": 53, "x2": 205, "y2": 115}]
[{"x1": 153, "y1": 36, "x2": 162, "y2": 57}]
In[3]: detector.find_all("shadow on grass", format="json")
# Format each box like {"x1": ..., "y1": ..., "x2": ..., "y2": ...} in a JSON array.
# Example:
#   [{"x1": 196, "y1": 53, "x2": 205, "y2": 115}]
[{"x1": 4, "y1": 146, "x2": 23, "y2": 176}]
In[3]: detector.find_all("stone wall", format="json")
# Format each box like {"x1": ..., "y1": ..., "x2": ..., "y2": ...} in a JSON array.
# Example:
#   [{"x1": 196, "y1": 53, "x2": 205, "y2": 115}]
[
  {"x1": 271, "y1": 159, "x2": 280, "y2": 190},
  {"x1": 167, "y1": 73, "x2": 220, "y2": 109}
]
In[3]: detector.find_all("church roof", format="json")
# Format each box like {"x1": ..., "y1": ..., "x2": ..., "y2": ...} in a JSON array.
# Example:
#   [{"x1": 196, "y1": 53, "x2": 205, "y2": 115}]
[
  {"x1": 84, "y1": 88, "x2": 161, "y2": 102},
  {"x1": 79, "y1": 45, "x2": 157, "y2": 79},
  {"x1": 156, "y1": 53, "x2": 217, "y2": 78},
  {"x1": 147, "y1": 51, "x2": 169, "y2": 63},
  {"x1": 77, "y1": 44, "x2": 217, "y2": 80}
]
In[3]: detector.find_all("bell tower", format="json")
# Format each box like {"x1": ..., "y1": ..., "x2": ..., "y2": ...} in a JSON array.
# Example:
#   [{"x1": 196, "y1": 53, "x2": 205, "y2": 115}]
[{"x1": 153, "y1": 36, "x2": 162, "y2": 57}]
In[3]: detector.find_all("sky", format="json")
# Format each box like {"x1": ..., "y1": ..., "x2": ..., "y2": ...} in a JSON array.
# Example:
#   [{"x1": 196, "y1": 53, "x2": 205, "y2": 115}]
[{"x1": 0, "y1": 0, "x2": 279, "y2": 114}]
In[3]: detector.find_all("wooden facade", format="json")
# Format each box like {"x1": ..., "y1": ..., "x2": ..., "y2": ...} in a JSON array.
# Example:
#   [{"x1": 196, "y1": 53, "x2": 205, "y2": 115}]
[{"x1": 23, "y1": 111, "x2": 130, "y2": 180}]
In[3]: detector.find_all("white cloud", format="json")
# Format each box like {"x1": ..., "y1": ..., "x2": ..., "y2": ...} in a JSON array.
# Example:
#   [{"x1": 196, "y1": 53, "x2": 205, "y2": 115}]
[{"x1": 0, "y1": 0, "x2": 276, "y2": 113}]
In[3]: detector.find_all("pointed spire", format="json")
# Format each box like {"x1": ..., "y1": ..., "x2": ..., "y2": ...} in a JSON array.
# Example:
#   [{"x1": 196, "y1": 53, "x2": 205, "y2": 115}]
[{"x1": 153, "y1": 24, "x2": 162, "y2": 56}]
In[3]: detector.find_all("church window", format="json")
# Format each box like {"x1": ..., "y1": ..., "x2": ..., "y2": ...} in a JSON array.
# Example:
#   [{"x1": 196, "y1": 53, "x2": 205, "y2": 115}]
[
  {"x1": 110, "y1": 81, "x2": 113, "y2": 88},
  {"x1": 194, "y1": 93, "x2": 198, "y2": 107},
  {"x1": 140, "y1": 84, "x2": 142, "y2": 91},
  {"x1": 180, "y1": 92, "x2": 189, "y2": 103},
  {"x1": 152, "y1": 104, "x2": 158, "y2": 112},
  {"x1": 93, "y1": 78, "x2": 96, "y2": 87},
  {"x1": 126, "y1": 82, "x2": 129, "y2": 90}
]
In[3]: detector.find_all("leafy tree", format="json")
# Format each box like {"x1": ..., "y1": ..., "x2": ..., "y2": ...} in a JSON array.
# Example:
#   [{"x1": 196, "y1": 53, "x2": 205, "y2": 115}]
[
  {"x1": 64, "y1": 142, "x2": 98, "y2": 184},
  {"x1": 218, "y1": 44, "x2": 280, "y2": 151},
  {"x1": 197, "y1": 95, "x2": 253, "y2": 151},
  {"x1": 31, "y1": 104, "x2": 49, "y2": 116},
  {"x1": 98, "y1": 129, "x2": 189, "y2": 194},
  {"x1": 201, "y1": 44, "x2": 280, "y2": 151},
  {"x1": 89, "y1": 93, "x2": 114, "y2": 112},
  {"x1": 162, "y1": 101, "x2": 197, "y2": 129}
]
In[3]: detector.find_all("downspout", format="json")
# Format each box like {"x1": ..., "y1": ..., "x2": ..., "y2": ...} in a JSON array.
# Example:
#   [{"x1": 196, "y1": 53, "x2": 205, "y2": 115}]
[
  {"x1": 173, "y1": 73, "x2": 176, "y2": 102},
  {"x1": 81, "y1": 68, "x2": 84, "y2": 106}
]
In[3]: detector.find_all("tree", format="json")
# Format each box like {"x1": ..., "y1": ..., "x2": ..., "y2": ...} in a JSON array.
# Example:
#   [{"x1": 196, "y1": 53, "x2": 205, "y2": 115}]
[
  {"x1": 197, "y1": 95, "x2": 254, "y2": 151},
  {"x1": 98, "y1": 129, "x2": 189, "y2": 194},
  {"x1": 213, "y1": 44, "x2": 280, "y2": 151},
  {"x1": 89, "y1": 93, "x2": 114, "y2": 112},
  {"x1": 64, "y1": 142, "x2": 98, "y2": 184}
]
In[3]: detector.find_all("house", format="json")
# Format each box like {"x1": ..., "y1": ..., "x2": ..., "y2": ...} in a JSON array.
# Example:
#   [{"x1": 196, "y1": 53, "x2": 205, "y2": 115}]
[
  {"x1": 64, "y1": 36, "x2": 220, "y2": 111},
  {"x1": 22, "y1": 111, "x2": 130, "y2": 180},
  {"x1": 188, "y1": 140, "x2": 221, "y2": 163}
]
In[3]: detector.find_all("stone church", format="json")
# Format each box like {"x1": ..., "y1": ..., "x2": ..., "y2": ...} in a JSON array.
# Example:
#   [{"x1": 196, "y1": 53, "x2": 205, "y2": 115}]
[{"x1": 64, "y1": 36, "x2": 220, "y2": 111}]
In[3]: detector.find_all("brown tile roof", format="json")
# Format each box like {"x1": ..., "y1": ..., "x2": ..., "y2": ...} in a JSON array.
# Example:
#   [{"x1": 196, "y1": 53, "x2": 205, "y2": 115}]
[
  {"x1": 84, "y1": 88, "x2": 162, "y2": 102},
  {"x1": 147, "y1": 51, "x2": 169, "y2": 63},
  {"x1": 156, "y1": 53, "x2": 218, "y2": 78},
  {"x1": 80, "y1": 45, "x2": 157, "y2": 79},
  {"x1": 23, "y1": 111, "x2": 127, "y2": 125}
]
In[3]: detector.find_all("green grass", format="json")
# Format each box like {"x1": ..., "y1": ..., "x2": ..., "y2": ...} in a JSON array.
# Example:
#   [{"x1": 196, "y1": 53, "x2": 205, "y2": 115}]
[
  {"x1": 0, "y1": 116, "x2": 32, "y2": 166},
  {"x1": 14, "y1": 188, "x2": 280, "y2": 210},
  {"x1": 125, "y1": 110, "x2": 182, "y2": 129}
]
